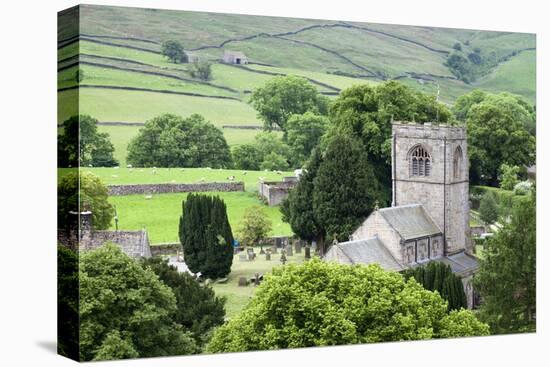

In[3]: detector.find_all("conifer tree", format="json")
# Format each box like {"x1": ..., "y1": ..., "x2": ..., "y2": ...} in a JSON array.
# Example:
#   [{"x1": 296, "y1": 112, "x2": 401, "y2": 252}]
[{"x1": 179, "y1": 194, "x2": 234, "y2": 278}]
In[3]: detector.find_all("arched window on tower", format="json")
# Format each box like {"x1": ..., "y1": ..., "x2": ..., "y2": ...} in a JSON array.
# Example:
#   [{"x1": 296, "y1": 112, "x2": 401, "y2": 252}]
[
  {"x1": 453, "y1": 146, "x2": 463, "y2": 180},
  {"x1": 410, "y1": 145, "x2": 431, "y2": 177}
]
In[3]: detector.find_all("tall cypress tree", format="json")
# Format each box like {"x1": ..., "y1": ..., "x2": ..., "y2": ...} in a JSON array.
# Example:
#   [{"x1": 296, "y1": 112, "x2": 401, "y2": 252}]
[{"x1": 179, "y1": 194, "x2": 234, "y2": 278}]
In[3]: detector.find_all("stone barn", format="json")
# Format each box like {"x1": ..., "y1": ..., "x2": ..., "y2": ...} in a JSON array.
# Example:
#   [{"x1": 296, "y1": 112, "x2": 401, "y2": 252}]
[
  {"x1": 222, "y1": 50, "x2": 249, "y2": 65},
  {"x1": 259, "y1": 177, "x2": 298, "y2": 206}
]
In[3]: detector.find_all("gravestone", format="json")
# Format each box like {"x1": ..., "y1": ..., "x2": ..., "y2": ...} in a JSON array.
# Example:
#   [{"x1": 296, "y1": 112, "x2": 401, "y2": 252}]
[
  {"x1": 238, "y1": 277, "x2": 248, "y2": 287},
  {"x1": 285, "y1": 244, "x2": 293, "y2": 256},
  {"x1": 304, "y1": 246, "x2": 311, "y2": 260},
  {"x1": 239, "y1": 253, "x2": 248, "y2": 262},
  {"x1": 294, "y1": 240, "x2": 302, "y2": 253},
  {"x1": 271, "y1": 245, "x2": 278, "y2": 254},
  {"x1": 247, "y1": 252, "x2": 256, "y2": 261},
  {"x1": 265, "y1": 252, "x2": 271, "y2": 261}
]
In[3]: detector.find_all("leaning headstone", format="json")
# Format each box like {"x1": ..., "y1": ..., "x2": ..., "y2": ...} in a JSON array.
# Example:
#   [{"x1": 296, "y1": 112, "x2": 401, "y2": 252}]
[
  {"x1": 285, "y1": 244, "x2": 293, "y2": 256},
  {"x1": 238, "y1": 277, "x2": 248, "y2": 287},
  {"x1": 265, "y1": 252, "x2": 271, "y2": 261},
  {"x1": 304, "y1": 246, "x2": 311, "y2": 260}
]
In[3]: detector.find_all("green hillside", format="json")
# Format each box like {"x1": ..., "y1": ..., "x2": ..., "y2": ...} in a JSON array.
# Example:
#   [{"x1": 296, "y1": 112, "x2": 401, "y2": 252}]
[{"x1": 58, "y1": 4, "x2": 536, "y2": 161}]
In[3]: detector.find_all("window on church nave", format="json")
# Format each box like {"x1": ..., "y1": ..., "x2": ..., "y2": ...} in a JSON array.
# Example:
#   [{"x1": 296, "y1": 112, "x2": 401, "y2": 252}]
[
  {"x1": 410, "y1": 145, "x2": 431, "y2": 177},
  {"x1": 453, "y1": 146, "x2": 463, "y2": 180}
]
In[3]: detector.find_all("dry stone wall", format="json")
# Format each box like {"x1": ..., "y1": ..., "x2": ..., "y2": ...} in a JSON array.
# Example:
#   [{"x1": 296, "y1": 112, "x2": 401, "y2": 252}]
[{"x1": 108, "y1": 182, "x2": 245, "y2": 196}]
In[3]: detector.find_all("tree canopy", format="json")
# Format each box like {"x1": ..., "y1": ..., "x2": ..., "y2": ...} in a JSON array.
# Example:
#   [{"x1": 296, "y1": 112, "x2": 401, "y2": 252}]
[
  {"x1": 475, "y1": 190, "x2": 536, "y2": 334},
  {"x1": 250, "y1": 75, "x2": 329, "y2": 131},
  {"x1": 161, "y1": 40, "x2": 188, "y2": 63},
  {"x1": 141, "y1": 257, "x2": 226, "y2": 346},
  {"x1": 231, "y1": 131, "x2": 292, "y2": 171},
  {"x1": 179, "y1": 194, "x2": 234, "y2": 279},
  {"x1": 207, "y1": 259, "x2": 488, "y2": 353},
  {"x1": 57, "y1": 171, "x2": 114, "y2": 230},
  {"x1": 236, "y1": 206, "x2": 273, "y2": 248},
  {"x1": 328, "y1": 81, "x2": 452, "y2": 204},
  {"x1": 285, "y1": 112, "x2": 329, "y2": 168},
  {"x1": 58, "y1": 115, "x2": 118, "y2": 168},
  {"x1": 79, "y1": 244, "x2": 197, "y2": 361},
  {"x1": 127, "y1": 114, "x2": 232, "y2": 168},
  {"x1": 466, "y1": 94, "x2": 535, "y2": 185}
]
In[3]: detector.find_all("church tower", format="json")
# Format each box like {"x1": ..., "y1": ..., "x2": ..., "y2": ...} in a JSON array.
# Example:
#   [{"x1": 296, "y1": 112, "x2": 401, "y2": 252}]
[{"x1": 391, "y1": 122, "x2": 471, "y2": 255}]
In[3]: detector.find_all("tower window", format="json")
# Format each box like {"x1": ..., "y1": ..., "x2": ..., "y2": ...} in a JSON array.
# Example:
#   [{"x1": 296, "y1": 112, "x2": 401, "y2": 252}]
[
  {"x1": 453, "y1": 146, "x2": 463, "y2": 180},
  {"x1": 410, "y1": 145, "x2": 432, "y2": 177}
]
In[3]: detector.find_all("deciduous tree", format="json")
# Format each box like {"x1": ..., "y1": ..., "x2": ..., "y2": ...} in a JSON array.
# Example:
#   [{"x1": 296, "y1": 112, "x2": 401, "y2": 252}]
[
  {"x1": 79, "y1": 244, "x2": 197, "y2": 361},
  {"x1": 57, "y1": 171, "x2": 114, "y2": 230},
  {"x1": 127, "y1": 114, "x2": 232, "y2": 168},
  {"x1": 161, "y1": 40, "x2": 188, "y2": 63},
  {"x1": 250, "y1": 75, "x2": 329, "y2": 131},
  {"x1": 58, "y1": 115, "x2": 118, "y2": 168},
  {"x1": 207, "y1": 260, "x2": 488, "y2": 353},
  {"x1": 237, "y1": 206, "x2": 273, "y2": 248}
]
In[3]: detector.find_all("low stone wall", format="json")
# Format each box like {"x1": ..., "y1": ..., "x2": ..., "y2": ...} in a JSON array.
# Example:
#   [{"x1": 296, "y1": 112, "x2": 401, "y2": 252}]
[
  {"x1": 150, "y1": 243, "x2": 181, "y2": 256},
  {"x1": 108, "y1": 182, "x2": 245, "y2": 196}
]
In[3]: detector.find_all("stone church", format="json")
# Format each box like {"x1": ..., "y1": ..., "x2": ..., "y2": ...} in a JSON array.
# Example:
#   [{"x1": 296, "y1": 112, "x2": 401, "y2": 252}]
[{"x1": 324, "y1": 121, "x2": 479, "y2": 308}]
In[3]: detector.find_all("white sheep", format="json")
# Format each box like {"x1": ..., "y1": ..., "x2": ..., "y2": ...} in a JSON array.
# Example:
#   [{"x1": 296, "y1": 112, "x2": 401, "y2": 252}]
[
  {"x1": 144, "y1": 195, "x2": 153, "y2": 200},
  {"x1": 127, "y1": 164, "x2": 132, "y2": 168},
  {"x1": 242, "y1": 171, "x2": 248, "y2": 175}
]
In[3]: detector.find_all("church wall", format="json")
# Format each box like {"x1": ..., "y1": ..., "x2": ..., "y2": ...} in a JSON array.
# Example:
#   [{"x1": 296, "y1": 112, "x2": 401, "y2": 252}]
[
  {"x1": 352, "y1": 211, "x2": 403, "y2": 263},
  {"x1": 392, "y1": 122, "x2": 470, "y2": 254}
]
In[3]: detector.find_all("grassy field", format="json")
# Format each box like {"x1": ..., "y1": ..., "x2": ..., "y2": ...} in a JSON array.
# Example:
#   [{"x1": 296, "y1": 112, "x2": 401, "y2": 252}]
[
  {"x1": 474, "y1": 50, "x2": 536, "y2": 103},
  {"x1": 108, "y1": 191, "x2": 293, "y2": 244},
  {"x1": 59, "y1": 167, "x2": 294, "y2": 192},
  {"x1": 210, "y1": 251, "x2": 308, "y2": 318},
  {"x1": 58, "y1": 88, "x2": 259, "y2": 125}
]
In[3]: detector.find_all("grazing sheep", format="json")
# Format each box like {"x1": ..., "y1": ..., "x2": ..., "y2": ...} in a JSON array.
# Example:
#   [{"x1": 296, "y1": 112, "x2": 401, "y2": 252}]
[
  {"x1": 199, "y1": 177, "x2": 206, "y2": 183},
  {"x1": 258, "y1": 176, "x2": 265, "y2": 181},
  {"x1": 144, "y1": 195, "x2": 153, "y2": 200},
  {"x1": 127, "y1": 164, "x2": 132, "y2": 168},
  {"x1": 227, "y1": 176, "x2": 235, "y2": 181},
  {"x1": 242, "y1": 171, "x2": 248, "y2": 175},
  {"x1": 276, "y1": 170, "x2": 283, "y2": 175},
  {"x1": 113, "y1": 166, "x2": 120, "y2": 169},
  {"x1": 88, "y1": 164, "x2": 93, "y2": 168},
  {"x1": 111, "y1": 174, "x2": 118, "y2": 178}
]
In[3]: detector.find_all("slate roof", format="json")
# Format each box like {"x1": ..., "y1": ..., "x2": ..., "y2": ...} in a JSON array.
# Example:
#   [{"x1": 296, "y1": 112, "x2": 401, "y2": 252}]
[
  {"x1": 379, "y1": 204, "x2": 441, "y2": 241},
  {"x1": 325, "y1": 237, "x2": 404, "y2": 271},
  {"x1": 434, "y1": 251, "x2": 479, "y2": 275},
  {"x1": 224, "y1": 50, "x2": 247, "y2": 58}
]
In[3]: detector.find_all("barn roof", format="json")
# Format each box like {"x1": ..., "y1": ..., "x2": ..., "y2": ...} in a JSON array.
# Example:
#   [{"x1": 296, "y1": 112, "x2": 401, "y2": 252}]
[
  {"x1": 326, "y1": 237, "x2": 404, "y2": 271},
  {"x1": 224, "y1": 50, "x2": 247, "y2": 58},
  {"x1": 379, "y1": 204, "x2": 441, "y2": 241}
]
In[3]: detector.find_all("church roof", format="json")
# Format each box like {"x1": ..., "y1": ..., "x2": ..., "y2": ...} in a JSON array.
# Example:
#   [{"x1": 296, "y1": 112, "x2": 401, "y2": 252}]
[
  {"x1": 326, "y1": 237, "x2": 404, "y2": 271},
  {"x1": 434, "y1": 251, "x2": 479, "y2": 275},
  {"x1": 378, "y1": 204, "x2": 441, "y2": 241}
]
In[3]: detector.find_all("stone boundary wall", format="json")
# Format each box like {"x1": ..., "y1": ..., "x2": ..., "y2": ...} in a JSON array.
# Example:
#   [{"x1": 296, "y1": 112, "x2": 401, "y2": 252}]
[
  {"x1": 150, "y1": 243, "x2": 181, "y2": 256},
  {"x1": 108, "y1": 182, "x2": 245, "y2": 196}
]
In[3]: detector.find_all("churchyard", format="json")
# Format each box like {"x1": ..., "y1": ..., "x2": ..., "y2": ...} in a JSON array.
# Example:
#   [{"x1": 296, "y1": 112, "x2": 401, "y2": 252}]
[
  {"x1": 57, "y1": 5, "x2": 536, "y2": 361},
  {"x1": 209, "y1": 245, "x2": 310, "y2": 318}
]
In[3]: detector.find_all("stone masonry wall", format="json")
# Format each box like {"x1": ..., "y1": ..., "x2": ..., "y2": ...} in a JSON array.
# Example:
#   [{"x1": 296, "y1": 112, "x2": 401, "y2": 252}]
[{"x1": 108, "y1": 182, "x2": 245, "y2": 196}]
